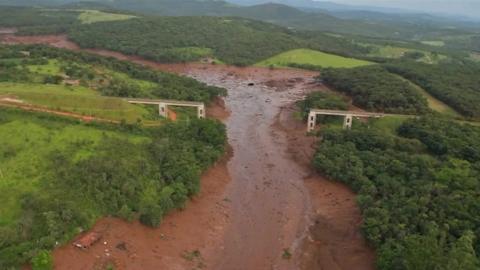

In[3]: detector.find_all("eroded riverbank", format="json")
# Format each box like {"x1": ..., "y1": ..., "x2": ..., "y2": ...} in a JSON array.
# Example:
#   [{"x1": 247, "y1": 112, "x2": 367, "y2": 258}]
[{"x1": 2, "y1": 35, "x2": 375, "y2": 269}]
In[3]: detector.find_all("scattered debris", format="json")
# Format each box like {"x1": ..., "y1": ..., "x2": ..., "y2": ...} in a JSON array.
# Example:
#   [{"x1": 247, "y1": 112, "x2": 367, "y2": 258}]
[
  {"x1": 116, "y1": 242, "x2": 127, "y2": 251},
  {"x1": 282, "y1": 248, "x2": 292, "y2": 260},
  {"x1": 73, "y1": 232, "x2": 102, "y2": 249}
]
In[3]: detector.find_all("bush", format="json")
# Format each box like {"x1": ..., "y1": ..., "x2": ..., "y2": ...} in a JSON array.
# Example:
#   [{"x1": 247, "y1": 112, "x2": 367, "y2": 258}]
[{"x1": 31, "y1": 250, "x2": 52, "y2": 270}]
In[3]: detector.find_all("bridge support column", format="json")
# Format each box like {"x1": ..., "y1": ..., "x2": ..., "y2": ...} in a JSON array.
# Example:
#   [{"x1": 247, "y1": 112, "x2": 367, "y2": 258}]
[
  {"x1": 197, "y1": 105, "x2": 205, "y2": 119},
  {"x1": 343, "y1": 114, "x2": 353, "y2": 129},
  {"x1": 307, "y1": 111, "x2": 316, "y2": 132},
  {"x1": 159, "y1": 103, "x2": 168, "y2": 118}
]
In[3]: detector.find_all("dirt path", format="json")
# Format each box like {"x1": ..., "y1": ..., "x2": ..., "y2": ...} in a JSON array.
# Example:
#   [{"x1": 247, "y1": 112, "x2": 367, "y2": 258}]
[{"x1": 2, "y1": 35, "x2": 375, "y2": 270}]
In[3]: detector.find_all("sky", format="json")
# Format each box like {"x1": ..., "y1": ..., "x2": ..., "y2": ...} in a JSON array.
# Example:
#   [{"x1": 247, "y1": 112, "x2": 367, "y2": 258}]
[{"x1": 326, "y1": 0, "x2": 480, "y2": 18}]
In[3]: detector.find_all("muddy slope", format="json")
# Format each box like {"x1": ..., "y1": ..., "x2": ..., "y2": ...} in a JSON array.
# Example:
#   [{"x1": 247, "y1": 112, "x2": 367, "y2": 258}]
[{"x1": 2, "y1": 35, "x2": 375, "y2": 270}]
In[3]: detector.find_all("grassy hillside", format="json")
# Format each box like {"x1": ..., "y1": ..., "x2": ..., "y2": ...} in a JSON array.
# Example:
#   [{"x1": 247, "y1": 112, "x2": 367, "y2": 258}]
[
  {"x1": 256, "y1": 48, "x2": 373, "y2": 68},
  {"x1": 0, "y1": 82, "x2": 152, "y2": 122}
]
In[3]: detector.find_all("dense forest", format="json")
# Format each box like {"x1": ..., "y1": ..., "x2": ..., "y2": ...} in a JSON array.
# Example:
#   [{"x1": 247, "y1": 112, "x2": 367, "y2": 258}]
[
  {"x1": 314, "y1": 116, "x2": 480, "y2": 269},
  {"x1": 320, "y1": 65, "x2": 429, "y2": 114},
  {"x1": 0, "y1": 108, "x2": 226, "y2": 268},
  {"x1": 68, "y1": 16, "x2": 370, "y2": 65},
  {"x1": 385, "y1": 60, "x2": 480, "y2": 118},
  {"x1": 0, "y1": 7, "x2": 80, "y2": 35}
]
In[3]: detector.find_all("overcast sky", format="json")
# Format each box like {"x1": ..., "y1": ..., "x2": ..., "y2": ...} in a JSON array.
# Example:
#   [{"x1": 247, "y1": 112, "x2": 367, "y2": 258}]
[{"x1": 326, "y1": 0, "x2": 480, "y2": 18}]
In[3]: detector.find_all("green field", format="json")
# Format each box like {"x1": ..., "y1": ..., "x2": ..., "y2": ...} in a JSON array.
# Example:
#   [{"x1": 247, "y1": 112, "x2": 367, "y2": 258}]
[
  {"x1": 0, "y1": 82, "x2": 155, "y2": 122},
  {"x1": 0, "y1": 58, "x2": 171, "y2": 123},
  {"x1": 256, "y1": 49, "x2": 374, "y2": 68},
  {"x1": 421, "y1": 40, "x2": 445, "y2": 47},
  {"x1": 0, "y1": 109, "x2": 147, "y2": 226},
  {"x1": 78, "y1": 10, "x2": 136, "y2": 24},
  {"x1": 365, "y1": 44, "x2": 446, "y2": 64}
]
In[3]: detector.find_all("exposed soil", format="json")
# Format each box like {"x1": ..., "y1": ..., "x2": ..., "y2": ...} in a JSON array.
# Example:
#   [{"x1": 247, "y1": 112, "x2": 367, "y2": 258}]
[{"x1": 2, "y1": 35, "x2": 375, "y2": 270}]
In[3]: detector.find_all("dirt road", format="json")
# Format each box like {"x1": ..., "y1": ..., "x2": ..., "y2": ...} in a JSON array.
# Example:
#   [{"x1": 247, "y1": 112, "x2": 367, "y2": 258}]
[{"x1": 2, "y1": 35, "x2": 375, "y2": 270}]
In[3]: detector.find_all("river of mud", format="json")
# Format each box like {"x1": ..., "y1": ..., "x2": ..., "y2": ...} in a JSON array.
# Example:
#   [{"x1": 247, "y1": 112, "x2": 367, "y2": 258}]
[{"x1": 2, "y1": 35, "x2": 375, "y2": 270}]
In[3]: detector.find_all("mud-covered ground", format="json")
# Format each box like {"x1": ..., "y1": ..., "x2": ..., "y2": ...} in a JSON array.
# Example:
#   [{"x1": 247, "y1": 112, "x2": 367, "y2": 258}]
[{"x1": 2, "y1": 35, "x2": 375, "y2": 270}]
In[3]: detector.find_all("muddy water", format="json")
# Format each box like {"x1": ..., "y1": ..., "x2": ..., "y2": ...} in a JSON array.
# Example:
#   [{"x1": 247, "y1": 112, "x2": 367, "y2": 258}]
[
  {"x1": 1, "y1": 35, "x2": 375, "y2": 269},
  {"x1": 186, "y1": 70, "x2": 318, "y2": 269}
]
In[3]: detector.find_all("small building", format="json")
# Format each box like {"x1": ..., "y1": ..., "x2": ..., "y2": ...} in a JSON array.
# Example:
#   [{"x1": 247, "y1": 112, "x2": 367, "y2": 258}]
[{"x1": 73, "y1": 232, "x2": 102, "y2": 249}]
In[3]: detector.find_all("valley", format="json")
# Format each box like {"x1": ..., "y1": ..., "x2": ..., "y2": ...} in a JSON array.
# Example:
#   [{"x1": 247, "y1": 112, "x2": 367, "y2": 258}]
[
  {"x1": 2, "y1": 34, "x2": 375, "y2": 270},
  {"x1": 1, "y1": 2, "x2": 480, "y2": 270}
]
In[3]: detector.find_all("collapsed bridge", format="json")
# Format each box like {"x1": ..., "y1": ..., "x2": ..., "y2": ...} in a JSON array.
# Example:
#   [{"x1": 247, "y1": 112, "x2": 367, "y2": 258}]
[
  {"x1": 125, "y1": 98, "x2": 206, "y2": 119},
  {"x1": 308, "y1": 109, "x2": 391, "y2": 132}
]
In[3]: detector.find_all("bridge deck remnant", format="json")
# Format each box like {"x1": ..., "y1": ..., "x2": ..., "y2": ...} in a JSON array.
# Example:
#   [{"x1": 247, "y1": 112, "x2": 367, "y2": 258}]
[
  {"x1": 308, "y1": 109, "x2": 388, "y2": 132},
  {"x1": 125, "y1": 98, "x2": 205, "y2": 119}
]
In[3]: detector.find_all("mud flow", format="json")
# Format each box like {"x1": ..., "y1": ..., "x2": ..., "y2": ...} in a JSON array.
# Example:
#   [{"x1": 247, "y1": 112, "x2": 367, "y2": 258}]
[{"x1": 2, "y1": 35, "x2": 375, "y2": 270}]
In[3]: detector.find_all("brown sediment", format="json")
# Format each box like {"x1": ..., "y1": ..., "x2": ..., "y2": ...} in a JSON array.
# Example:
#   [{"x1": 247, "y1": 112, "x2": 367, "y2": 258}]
[
  {"x1": 2, "y1": 34, "x2": 376, "y2": 270},
  {"x1": 274, "y1": 104, "x2": 376, "y2": 270},
  {"x1": 167, "y1": 108, "x2": 177, "y2": 121}
]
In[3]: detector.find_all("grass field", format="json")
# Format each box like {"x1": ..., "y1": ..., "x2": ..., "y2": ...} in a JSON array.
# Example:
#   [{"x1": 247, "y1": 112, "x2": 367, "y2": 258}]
[
  {"x1": 365, "y1": 44, "x2": 446, "y2": 64},
  {"x1": 420, "y1": 40, "x2": 445, "y2": 47},
  {"x1": 256, "y1": 49, "x2": 374, "y2": 68},
  {"x1": 78, "y1": 10, "x2": 136, "y2": 24},
  {"x1": 26, "y1": 59, "x2": 62, "y2": 76},
  {"x1": 369, "y1": 115, "x2": 412, "y2": 134},
  {"x1": 0, "y1": 109, "x2": 148, "y2": 226},
  {"x1": 0, "y1": 82, "x2": 155, "y2": 122}
]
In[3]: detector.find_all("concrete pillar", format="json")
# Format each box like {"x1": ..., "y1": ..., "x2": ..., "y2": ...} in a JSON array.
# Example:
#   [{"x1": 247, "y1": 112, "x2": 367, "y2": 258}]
[
  {"x1": 198, "y1": 105, "x2": 205, "y2": 119},
  {"x1": 307, "y1": 111, "x2": 316, "y2": 132},
  {"x1": 159, "y1": 103, "x2": 168, "y2": 118},
  {"x1": 343, "y1": 114, "x2": 353, "y2": 129}
]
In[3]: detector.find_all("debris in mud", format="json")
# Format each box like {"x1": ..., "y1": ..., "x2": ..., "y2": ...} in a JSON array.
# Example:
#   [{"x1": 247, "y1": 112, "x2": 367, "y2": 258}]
[
  {"x1": 181, "y1": 249, "x2": 202, "y2": 261},
  {"x1": 116, "y1": 242, "x2": 127, "y2": 251},
  {"x1": 248, "y1": 82, "x2": 255, "y2": 86},
  {"x1": 73, "y1": 232, "x2": 102, "y2": 249},
  {"x1": 282, "y1": 248, "x2": 292, "y2": 260}
]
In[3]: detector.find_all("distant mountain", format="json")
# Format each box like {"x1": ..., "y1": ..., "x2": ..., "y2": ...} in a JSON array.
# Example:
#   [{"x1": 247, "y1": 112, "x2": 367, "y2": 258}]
[
  {"x1": 226, "y1": 0, "x2": 412, "y2": 13},
  {"x1": 0, "y1": 0, "x2": 478, "y2": 39}
]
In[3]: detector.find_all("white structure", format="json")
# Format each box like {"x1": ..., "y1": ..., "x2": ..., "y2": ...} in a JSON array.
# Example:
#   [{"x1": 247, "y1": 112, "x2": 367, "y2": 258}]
[
  {"x1": 307, "y1": 109, "x2": 388, "y2": 132},
  {"x1": 125, "y1": 98, "x2": 205, "y2": 119}
]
